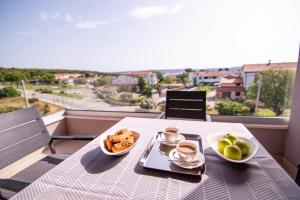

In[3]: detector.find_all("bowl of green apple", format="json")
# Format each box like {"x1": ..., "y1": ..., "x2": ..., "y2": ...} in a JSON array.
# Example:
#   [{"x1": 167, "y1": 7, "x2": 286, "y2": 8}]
[{"x1": 206, "y1": 133, "x2": 258, "y2": 163}]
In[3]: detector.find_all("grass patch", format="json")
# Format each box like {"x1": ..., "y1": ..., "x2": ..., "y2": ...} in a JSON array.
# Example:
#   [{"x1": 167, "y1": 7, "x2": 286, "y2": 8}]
[
  {"x1": 0, "y1": 96, "x2": 63, "y2": 116},
  {"x1": 255, "y1": 108, "x2": 276, "y2": 117}
]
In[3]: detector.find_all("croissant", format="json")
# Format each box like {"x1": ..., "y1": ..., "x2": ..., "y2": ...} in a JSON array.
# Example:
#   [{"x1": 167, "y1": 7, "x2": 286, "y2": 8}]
[{"x1": 106, "y1": 129, "x2": 136, "y2": 153}]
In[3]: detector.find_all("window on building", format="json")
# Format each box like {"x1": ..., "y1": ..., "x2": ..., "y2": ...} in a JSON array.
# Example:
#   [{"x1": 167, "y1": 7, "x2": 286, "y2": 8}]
[
  {"x1": 236, "y1": 83, "x2": 241, "y2": 86},
  {"x1": 235, "y1": 92, "x2": 241, "y2": 96}
]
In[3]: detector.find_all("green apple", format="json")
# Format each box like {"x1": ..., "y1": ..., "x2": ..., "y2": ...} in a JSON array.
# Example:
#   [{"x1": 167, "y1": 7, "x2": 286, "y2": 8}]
[
  {"x1": 217, "y1": 138, "x2": 232, "y2": 154},
  {"x1": 233, "y1": 139, "x2": 250, "y2": 156},
  {"x1": 224, "y1": 145, "x2": 242, "y2": 160},
  {"x1": 224, "y1": 133, "x2": 239, "y2": 143}
]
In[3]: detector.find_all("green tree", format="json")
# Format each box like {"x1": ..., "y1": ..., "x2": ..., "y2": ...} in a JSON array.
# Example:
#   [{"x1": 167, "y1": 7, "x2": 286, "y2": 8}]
[
  {"x1": 142, "y1": 86, "x2": 152, "y2": 97},
  {"x1": 40, "y1": 73, "x2": 55, "y2": 84},
  {"x1": 161, "y1": 76, "x2": 174, "y2": 84},
  {"x1": 137, "y1": 76, "x2": 147, "y2": 93},
  {"x1": 247, "y1": 69, "x2": 295, "y2": 115},
  {"x1": 0, "y1": 87, "x2": 20, "y2": 98},
  {"x1": 177, "y1": 73, "x2": 189, "y2": 84},
  {"x1": 156, "y1": 72, "x2": 164, "y2": 82},
  {"x1": 4, "y1": 71, "x2": 27, "y2": 82},
  {"x1": 185, "y1": 68, "x2": 193, "y2": 73}
]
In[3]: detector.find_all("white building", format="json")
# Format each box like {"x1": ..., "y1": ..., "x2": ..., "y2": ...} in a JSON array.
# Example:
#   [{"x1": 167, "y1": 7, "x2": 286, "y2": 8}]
[
  {"x1": 241, "y1": 62, "x2": 297, "y2": 89},
  {"x1": 112, "y1": 72, "x2": 157, "y2": 85},
  {"x1": 188, "y1": 71, "x2": 230, "y2": 85},
  {"x1": 112, "y1": 75, "x2": 137, "y2": 85}
]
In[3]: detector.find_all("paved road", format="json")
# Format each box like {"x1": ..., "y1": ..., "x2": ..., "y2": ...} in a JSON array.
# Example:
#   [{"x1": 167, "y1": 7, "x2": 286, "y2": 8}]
[{"x1": 26, "y1": 89, "x2": 139, "y2": 112}]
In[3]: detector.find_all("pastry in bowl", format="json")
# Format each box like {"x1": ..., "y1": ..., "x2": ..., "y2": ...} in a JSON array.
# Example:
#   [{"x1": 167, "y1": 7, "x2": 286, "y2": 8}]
[{"x1": 101, "y1": 128, "x2": 140, "y2": 156}]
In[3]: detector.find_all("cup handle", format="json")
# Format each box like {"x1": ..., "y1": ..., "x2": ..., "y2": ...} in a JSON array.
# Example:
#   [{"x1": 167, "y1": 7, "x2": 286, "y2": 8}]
[{"x1": 178, "y1": 152, "x2": 186, "y2": 159}]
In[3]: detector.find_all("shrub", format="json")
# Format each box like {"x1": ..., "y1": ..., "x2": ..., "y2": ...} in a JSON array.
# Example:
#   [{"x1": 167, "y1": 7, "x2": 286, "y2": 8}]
[
  {"x1": 244, "y1": 99, "x2": 256, "y2": 113},
  {"x1": 40, "y1": 88, "x2": 53, "y2": 93},
  {"x1": 74, "y1": 77, "x2": 87, "y2": 85},
  {"x1": 0, "y1": 89, "x2": 7, "y2": 98},
  {"x1": 140, "y1": 99, "x2": 154, "y2": 109},
  {"x1": 256, "y1": 109, "x2": 276, "y2": 117},
  {"x1": 0, "y1": 87, "x2": 20, "y2": 98},
  {"x1": 197, "y1": 85, "x2": 211, "y2": 92},
  {"x1": 119, "y1": 93, "x2": 133, "y2": 102},
  {"x1": 215, "y1": 99, "x2": 250, "y2": 115},
  {"x1": 28, "y1": 97, "x2": 39, "y2": 104},
  {"x1": 117, "y1": 84, "x2": 132, "y2": 93},
  {"x1": 43, "y1": 104, "x2": 50, "y2": 114}
]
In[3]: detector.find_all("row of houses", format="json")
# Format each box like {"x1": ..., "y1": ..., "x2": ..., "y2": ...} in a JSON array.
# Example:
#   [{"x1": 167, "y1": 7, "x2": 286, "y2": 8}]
[
  {"x1": 53, "y1": 62, "x2": 297, "y2": 100},
  {"x1": 189, "y1": 62, "x2": 297, "y2": 100}
]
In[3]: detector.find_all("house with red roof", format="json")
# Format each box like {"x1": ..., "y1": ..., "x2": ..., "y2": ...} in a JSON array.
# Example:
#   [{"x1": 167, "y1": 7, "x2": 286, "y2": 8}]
[
  {"x1": 241, "y1": 61, "x2": 297, "y2": 89},
  {"x1": 216, "y1": 75, "x2": 244, "y2": 100}
]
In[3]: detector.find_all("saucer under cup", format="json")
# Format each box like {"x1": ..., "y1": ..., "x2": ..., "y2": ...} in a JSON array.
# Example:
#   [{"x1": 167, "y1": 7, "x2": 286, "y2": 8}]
[
  {"x1": 160, "y1": 134, "x2": 185, "y2": 146},
  {"x1": 169, "y1": 149, "x2": 204, "y2": 169}
]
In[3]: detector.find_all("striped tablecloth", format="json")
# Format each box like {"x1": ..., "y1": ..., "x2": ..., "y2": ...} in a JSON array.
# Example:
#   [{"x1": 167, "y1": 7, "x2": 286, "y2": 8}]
[{"x1": 11, "y1": 117, "x2": 300, "y2": 200}]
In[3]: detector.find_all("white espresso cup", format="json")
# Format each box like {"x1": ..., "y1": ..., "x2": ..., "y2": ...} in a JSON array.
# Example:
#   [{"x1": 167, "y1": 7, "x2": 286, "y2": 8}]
[
  {"x1": 176, "y1": 141, "x2": 197, "y2": 162},
  {"x1": 163, "y1": 127, "x2": 179, "y2": 142}
]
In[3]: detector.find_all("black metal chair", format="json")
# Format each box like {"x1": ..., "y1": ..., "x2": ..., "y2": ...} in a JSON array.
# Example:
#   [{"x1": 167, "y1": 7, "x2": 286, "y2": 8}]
[
  {"x1": 0, "y1": 107, "x2": 96, "y2": 199},
  {"x1": 160, "y1": 90, "x2": 211, "y2": 121}
]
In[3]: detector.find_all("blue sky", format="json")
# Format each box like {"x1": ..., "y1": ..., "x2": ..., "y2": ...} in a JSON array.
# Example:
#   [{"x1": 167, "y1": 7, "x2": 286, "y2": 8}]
[{"x1": 0, "y1": 0, "x2": 299, "y2": 72}]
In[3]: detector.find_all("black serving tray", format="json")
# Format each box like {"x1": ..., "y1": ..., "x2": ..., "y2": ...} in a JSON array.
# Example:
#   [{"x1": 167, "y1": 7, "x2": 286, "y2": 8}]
[{"x1": 139, "y1": 132, "x2": 206, "y2": 176}]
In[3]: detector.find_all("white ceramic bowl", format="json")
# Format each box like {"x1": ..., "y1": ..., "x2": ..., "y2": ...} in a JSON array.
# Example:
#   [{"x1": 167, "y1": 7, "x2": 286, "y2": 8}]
[
  {"x1": 206, "y1": 133, "x2": 258, "y2": 163},
  {"x1": 99, "y1": 131, "x2": 140, "y2": 156}
]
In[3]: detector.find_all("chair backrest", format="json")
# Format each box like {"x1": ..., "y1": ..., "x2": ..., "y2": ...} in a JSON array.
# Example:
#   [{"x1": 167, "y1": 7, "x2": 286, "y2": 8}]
[
  {"x1": 296, "y1": 165, "x2": 300, "y2": 186},
  {"x1": 165, "y1": 90, "x2": 206, "y2": 120},
  {"x1": 0, "y1": 107, "x2": 51, "y2": 169}
]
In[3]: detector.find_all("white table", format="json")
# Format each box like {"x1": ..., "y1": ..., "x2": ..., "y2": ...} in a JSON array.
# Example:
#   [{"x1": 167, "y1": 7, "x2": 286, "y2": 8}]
[{"x1": 11, "y1": 117, "x2": 300, "y2": 200}]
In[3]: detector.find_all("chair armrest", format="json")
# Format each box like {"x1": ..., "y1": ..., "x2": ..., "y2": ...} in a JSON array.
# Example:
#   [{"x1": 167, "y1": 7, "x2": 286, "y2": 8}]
[
  {"x1": 0, "y1": 179, "x2": 29, "y2": 193},
  {"x1": 51, "y1": 135, "x2": 97, "y2": 141},
  {"x1": 49, "y1": 135, "x2": 97, "y2": 154},
  {"x1": 157, "y1": 112, "x2": 166, "y2": 119},
  {"x1": 206, "y1": 115, "x2": 212, "y2": 122}
]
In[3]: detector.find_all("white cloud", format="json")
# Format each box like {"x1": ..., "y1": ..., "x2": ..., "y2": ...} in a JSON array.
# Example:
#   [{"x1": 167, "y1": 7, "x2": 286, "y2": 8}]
[
  {"x1": 76, "y1": 20, "x2": 110, "y2": 28},
  {"x1": 65, "y1": 14, "x2": 72, "y2": 23},
  {"x1": 52, "y1": 13, "x2": 60, "y2": 19},
  {"x1": 130, "y1": 0, "x2": 193, "y2": 19},
  {"x1": 40, "y1": 12, "x2": 48, "y2": 20},
  {"x1": 15, "y1": 31, "x2": 38, "y2": 36},
  {"x1": 130, "y1": 6, "x2": 168, "y2": 19},
  {"x1": 168, "y1": 1, "x2": 191, "y2": 14}
]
